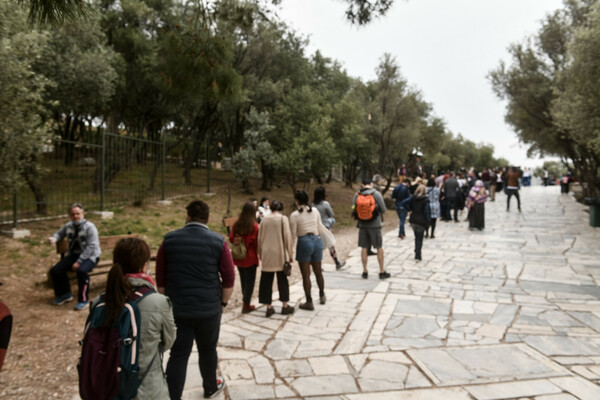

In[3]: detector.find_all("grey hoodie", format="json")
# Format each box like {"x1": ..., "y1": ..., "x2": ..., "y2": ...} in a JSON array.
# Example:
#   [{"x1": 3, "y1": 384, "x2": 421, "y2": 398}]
[{"x1": 353, "y1": 187, "x2": 387, "y2": 229}]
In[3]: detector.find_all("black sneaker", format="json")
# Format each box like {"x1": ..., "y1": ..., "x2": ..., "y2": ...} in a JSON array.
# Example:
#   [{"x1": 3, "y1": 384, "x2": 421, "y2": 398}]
[
  {"x1": 367, "y1": 249, "x2": 376, "y2": 256},
  {"x1": 335, "y1": 260, "x2": 346, "y2": 270},
  {"x1": 204, "y1": 377, "x2": 225, "y2": 398},
  {"x1": 379, "y1": 271, "x2": 391, "y2": 279},
  {"x1": 361, "y1": 272, "x2": 368, "y2": 279}
]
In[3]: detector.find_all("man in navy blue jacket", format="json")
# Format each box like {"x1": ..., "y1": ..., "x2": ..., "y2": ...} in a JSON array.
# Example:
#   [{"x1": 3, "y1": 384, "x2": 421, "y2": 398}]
[{"x1": 391, "y1": 179, "x2": 411, "y2": 239}]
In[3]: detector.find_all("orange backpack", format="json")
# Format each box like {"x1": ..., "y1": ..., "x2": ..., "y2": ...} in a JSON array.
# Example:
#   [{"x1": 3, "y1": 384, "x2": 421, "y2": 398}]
[{"x1": 355, "y1": 193, "x2": 378, "y2": 222}]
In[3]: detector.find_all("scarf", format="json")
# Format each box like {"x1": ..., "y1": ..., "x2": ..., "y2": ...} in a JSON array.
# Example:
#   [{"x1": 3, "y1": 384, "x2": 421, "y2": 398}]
[{"x1": 124, "y1": 272, "x2": 156, "y2": 288}]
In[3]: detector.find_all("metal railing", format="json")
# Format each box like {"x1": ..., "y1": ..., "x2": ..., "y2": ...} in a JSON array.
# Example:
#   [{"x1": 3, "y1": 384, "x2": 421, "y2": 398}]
[{"x1": 1, "y1": 131, "x2": 231, "y2": 226}]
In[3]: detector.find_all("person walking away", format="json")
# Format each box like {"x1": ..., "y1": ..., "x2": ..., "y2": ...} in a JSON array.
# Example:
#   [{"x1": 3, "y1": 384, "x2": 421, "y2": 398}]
[
  {"x1": 89, "y1": 238, "x2": 176, "y2": 400},
  {"x1": 257, "y1": 200, "x2": 295, "y2": 317},
  {"x1": 48, "y1": 203, "x2": 101, "y2": 310},
  {"x1": 229, "y1": 202, "x2": 260, "y2": 314},
  {"x1": 489, "y1": 169, "x2": 497, "y2": 201},
  {"x1": 290, "y1": 190, "x2": 327, "y2": 310},
  {"x1": 391, "y1": 179, "x2": 411, "y2": 239},
  {"x1": 353, "y1": 178, "x2": 390, "y2": 280},
  {"x1": 443, "y1": 172, "x2": 460, "y2": 222},
  {"x1": 312, "y1": 186, "x2": 346, "y2": 269},
  {"x1": 408, "y1": 185, "x2": 431, "y2": 261},
  {"x1": 466, "y1": 180, "x2": 488, "y2": 230},
  {"x1": 156, "y1": 200, "x2": 235, "y2": 400},
  {"x1": 425, "y1": 178, "x2": 440, "y2": 238},
  {"x1": 506, "y1": 167, "x2": 521, "y2": 212}
]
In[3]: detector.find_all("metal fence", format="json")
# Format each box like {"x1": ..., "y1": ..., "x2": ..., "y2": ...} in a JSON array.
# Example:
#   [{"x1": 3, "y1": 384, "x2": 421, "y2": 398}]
[{"x1": 0, "y1": 131, "x2": 232, "y2": 226}]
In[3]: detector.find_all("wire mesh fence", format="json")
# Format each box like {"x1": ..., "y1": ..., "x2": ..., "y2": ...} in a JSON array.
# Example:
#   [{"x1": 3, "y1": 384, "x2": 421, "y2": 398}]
[{"x1": 0, "y1": 131, "x2": 233, "y2": 226}]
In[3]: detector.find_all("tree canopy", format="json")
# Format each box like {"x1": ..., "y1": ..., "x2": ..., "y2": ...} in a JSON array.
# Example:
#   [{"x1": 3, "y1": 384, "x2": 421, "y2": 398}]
[{"x1": 3, "y1": 0, "x2": 509, "y2": 207}]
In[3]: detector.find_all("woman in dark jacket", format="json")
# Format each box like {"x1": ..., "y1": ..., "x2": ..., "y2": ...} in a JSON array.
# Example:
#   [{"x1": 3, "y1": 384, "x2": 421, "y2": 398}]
[{"x1": 409, "y1": 185, "x2": 430, "y2": 261}]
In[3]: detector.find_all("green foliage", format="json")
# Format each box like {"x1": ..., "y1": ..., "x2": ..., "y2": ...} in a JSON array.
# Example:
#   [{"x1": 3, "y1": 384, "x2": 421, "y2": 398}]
[
  {"x1": 489, "y1": 0, "x2": 600, "y2": 196},
  {"x1": 0, "y1": 1, "x2": 53, "y2": 192},
  {"x1": 232, "y1": 108, "x2": 274, "y2": 191}
]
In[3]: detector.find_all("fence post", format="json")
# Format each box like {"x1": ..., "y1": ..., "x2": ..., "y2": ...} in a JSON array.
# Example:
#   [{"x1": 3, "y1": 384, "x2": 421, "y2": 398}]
[
  {"x1": 162, "y1": 133, "x2": 166, "y2": 200},
  {"x1": 13, "y1": 191, "x2": 18, "y2": 229},
  {"x1": 101, "y1": 130, "x2": 106, "y2": 211},
  {"x1": 206, "y1": 134, "x2": 211, "y2": 193}
]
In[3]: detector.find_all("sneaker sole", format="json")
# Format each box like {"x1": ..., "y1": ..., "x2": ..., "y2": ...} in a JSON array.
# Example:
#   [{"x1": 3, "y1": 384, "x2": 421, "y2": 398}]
[{"x1": 53, "y1": 297, "x2": 73, "y2": 306}]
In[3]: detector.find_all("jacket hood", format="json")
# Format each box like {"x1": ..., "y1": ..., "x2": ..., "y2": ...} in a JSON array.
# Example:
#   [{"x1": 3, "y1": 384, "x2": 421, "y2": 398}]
[{"x1": 359, "y1": 187, "x2": 376, "y2": 195}]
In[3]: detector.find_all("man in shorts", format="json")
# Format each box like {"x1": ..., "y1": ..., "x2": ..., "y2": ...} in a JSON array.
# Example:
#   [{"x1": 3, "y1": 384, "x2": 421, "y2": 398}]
[{"x1": 353, "y1": 178, "x2": 390, "y2": 279}]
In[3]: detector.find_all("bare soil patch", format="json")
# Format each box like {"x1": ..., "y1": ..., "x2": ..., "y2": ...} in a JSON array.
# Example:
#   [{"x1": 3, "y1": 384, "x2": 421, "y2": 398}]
[{"x1": 0, "y1": 182, "x2": 363, "y2": 399}]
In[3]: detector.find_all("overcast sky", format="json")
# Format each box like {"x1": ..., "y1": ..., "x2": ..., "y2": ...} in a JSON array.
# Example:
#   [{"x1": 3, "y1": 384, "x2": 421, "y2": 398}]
[{"x1": 274, "y1": 0, "x2": 565, "y2": 168}]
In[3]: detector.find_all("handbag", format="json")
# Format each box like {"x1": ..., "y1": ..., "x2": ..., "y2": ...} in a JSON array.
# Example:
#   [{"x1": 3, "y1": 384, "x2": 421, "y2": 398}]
[
  {"x1": 281, "y1": 219, "x2": 291, "y2": 277},
  {"x1": 229, "y1": 234, "x2": 247, "y2": 261},
  {"x1": 317, "y1": 220, "x2": 336, "y2": 249}
]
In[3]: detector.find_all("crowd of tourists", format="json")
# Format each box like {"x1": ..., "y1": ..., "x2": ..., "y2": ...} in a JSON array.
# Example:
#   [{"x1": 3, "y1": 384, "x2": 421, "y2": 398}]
[{"x1": 33, "y1": 165, "x2": 537, "y2": 399}]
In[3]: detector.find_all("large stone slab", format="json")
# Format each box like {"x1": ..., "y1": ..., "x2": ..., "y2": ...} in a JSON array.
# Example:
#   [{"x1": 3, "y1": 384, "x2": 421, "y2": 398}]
[{"x1": 408, "y1": 343, "x2": 568, "y2": 386}]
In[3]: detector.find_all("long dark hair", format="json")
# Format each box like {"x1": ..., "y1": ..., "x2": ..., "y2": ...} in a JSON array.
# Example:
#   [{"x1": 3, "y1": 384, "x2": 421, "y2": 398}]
[
  {"x1": 295, "y1": 190, "x2": 312, "y2": 213},
  {"x1": 233, "y1": 201, "x2": 257, "y2": 236},
  {"x1": 313, "y1": 186, "x2": 326, "y2": 205},
  {"x1": 104, "y1": 238, "x2": 151, "y2": 327}
]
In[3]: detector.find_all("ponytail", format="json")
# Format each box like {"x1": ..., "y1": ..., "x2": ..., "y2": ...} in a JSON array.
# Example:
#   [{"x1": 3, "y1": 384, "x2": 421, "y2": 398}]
[
  {"x1": 103, "y1": 238, "x2": 151, "y2": 327},
  {"x1": 104, "y1": 263, "x2": 131, "y2": 327},
  {"x1": 294, "y1": 190, "x2": 312, "y2": 213}
]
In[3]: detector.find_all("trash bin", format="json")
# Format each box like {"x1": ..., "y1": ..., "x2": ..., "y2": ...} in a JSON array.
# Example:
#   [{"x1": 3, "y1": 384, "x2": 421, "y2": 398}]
[{"x1": 585, "y1": 198, "x2": 600, "y2": 227}]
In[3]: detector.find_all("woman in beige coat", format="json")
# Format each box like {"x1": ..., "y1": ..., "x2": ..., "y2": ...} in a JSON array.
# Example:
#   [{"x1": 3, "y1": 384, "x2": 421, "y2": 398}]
[{"x1": 257, "y1": 200, "x2": 295, "y2": 317}]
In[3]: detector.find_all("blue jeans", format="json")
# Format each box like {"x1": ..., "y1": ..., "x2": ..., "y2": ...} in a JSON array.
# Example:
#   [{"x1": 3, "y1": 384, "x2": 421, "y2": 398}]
[
  {"x1": 50, "y1": 253, "x2": 98, "y2": 303},
  {"x1": 396, "y1": 207, "x2": 408, "y2": 236}
]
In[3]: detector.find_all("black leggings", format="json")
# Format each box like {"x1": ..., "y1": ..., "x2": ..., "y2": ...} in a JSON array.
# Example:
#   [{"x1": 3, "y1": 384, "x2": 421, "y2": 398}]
[
  {"x1": 237, "y1": 265, "x2": 257, "y2": 304},
  {"x1": 426, "y1": 218, "x2": 437, "y2": 236},
  {"x1": 299, "y1": 261, "x2": 324, "y2": 302}
]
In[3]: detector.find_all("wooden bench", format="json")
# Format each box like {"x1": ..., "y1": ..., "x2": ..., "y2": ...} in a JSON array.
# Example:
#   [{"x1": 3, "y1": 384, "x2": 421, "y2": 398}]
[
  {"x1": 47, "y1": 234, "x2": 156, "y2": 286},
  {"x1": 223, "y1": 217, "x2": 238, "y2": 235}
]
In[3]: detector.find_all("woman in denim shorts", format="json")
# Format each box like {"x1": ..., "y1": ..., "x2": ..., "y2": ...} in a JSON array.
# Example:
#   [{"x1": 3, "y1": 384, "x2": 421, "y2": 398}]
[{"x1": 290, "y1": 190, "x2": 326, "y2": 311}]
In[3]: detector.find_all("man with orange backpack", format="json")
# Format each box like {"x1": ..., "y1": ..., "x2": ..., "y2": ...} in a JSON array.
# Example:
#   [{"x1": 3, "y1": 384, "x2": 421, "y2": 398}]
[{"x1": 353, "y1": 178, "x2": 390, "y2": 280}]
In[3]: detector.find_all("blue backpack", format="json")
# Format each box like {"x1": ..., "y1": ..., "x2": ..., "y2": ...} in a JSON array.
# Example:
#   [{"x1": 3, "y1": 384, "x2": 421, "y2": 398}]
[{"x1": 78, "y1": 286, "x2": 154, "y2": 400}]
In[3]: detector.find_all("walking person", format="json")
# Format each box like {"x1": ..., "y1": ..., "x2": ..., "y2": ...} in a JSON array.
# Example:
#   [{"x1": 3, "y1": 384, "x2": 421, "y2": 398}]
[
  {"x1": 466, "y1": 180, "x2": 489, "y2": 230},
  {"x1": 425, "y1": 178, "x2": 440, "y2": 239},
  {"x1": 229, "y1": 202, "x2": 260, "y2": 314},
  {"x1": 391, "y1": 179, "x2": 411, "y2": 239},
  {"x1": 157, "y1": 200, "x2": 235, "y2": 400},
  {"x1": 290, "y1": 190, "x2": 327, "y2": 310},
  {"x1": 257, "y1": 200, "x2": 295, "y2": 317},
  {"x1": 408, "y1": 185, "x2": 431, "y2": 261},
  {"x1": 443, "y1": 172, "x2": 460, "y2": 222},
  {"x1": 92, "y1": 238, "x2": 176, "y2": 400},
  {"x1": 506, "y1": 167, "x2": 522, "y2": 212},
  {"x1": 312, "y1": 186, "x2": 346, "y2": 269},
  {"x1": 353, "y1": 178, "x2": 390, "y2": 280},
  {"x1": 48, "y1": 203, "x2": 101, "y2": 310}
]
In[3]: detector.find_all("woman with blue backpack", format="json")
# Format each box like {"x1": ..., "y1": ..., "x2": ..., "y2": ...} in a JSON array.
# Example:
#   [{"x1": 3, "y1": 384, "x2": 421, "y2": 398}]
[{"x1": 80, "y1": 238, "x2": 176, "y2": 400}]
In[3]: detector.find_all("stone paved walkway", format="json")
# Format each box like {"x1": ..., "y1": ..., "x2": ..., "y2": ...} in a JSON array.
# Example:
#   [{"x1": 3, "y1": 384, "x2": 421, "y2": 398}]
[{"x1": 181, "y1": 185, "x2": 600, "y2": 400}]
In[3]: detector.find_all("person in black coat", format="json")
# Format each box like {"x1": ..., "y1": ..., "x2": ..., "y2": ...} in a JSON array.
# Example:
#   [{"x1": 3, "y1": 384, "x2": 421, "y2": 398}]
[{"x1": 408, "y1": 184, "x2": 431, "y2": 261}]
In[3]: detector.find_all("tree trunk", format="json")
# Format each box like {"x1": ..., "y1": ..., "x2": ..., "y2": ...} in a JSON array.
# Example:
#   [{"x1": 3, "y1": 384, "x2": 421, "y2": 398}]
[{"x1": 22, "y1": 166, "x2": 47, "y2": 215}]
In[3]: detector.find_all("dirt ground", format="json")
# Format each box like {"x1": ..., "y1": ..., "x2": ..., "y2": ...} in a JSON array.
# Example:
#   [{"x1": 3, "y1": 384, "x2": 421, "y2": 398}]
[{"x1": 0, "y1": 215, "x2": 361, "y2": 399}]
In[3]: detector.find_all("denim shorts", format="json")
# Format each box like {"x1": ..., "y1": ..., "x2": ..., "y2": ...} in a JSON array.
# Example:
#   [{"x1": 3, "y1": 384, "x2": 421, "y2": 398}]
[{"x1": 296, "y1": 234, "x2": 323, "y2": 263}]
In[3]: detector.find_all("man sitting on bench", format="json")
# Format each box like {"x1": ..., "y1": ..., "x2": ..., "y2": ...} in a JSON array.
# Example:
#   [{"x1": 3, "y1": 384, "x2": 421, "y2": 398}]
[{"x1": 48, "y1": 203, "x2": 101, "y2": 311}]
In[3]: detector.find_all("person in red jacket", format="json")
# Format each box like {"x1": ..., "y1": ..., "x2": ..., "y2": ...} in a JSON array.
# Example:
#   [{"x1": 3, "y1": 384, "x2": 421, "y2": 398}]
[
  {"x1": 0, "y1": 301, "x2": 11, "y2": 372},
  {"x1": 229, "y1": 202, "x2": 260, "y2": 313}
]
